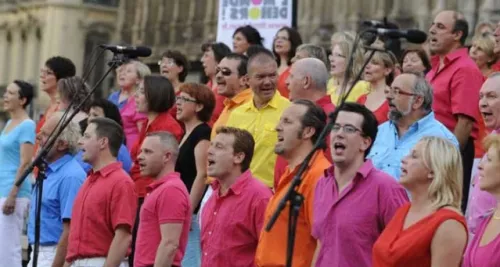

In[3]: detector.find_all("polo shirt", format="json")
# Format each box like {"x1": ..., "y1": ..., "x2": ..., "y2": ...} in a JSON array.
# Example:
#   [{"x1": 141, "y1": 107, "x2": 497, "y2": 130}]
[
  {"x1": 130, "y1": 111, "x2": 184, "y2": 197},
  {"x1": 134, "y1": 172, "x2": 191, "y2": 267},
  {"x1": 312, "y1": 160, "x2": 408, "y2": 267},
  {"x1": 210, "y1": 88, "x2": 253, "y2": 140},
  {"x1": 201, "y1": 170, "x2": 272, "y2": 267},
  {"x1": 426, "y1": 48, "x2": 483, "y2": 139},
  {"x1": 66, "y1": 162, "x2": 137, "y2": 262},
  {"x1": 368, "y1": 112, "x2": 458, "y2": 180},
  {"x1": 28, "y1": 154, "x2": 86, "y2": 245},
  {"x1": 225, "y1": 91, "x2": 290, "y2": 187},
  {"x1": 255, "y1": 151, "x2": 329, "y2": 267}
]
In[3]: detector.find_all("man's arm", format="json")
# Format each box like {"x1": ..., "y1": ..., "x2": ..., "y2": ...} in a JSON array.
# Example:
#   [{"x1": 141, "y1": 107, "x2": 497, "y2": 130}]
[
  {"x1": 104, "y1": 225, "x2": 132, "y2": 267},
  {"x1": 454, "y1": 115, "x2": 474, "y2": 150},
  {"x1": 52, "y1": 221, "x2": 70, "y2": 267},
  {"x1": 154, "y1": 223, "x2": 183, "y2": 267}
]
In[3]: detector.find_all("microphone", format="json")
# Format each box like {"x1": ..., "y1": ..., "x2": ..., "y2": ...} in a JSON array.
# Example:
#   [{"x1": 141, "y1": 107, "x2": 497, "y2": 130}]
[
  {"x1": 363, "y1": 20, "x2": 385, "y2": 28},
  {"x1": 367, "y1": 28, "x2": 428, "y2": 44},
  {"x1": 99, "y1": 44, "x2": 152, "y2": 58}
]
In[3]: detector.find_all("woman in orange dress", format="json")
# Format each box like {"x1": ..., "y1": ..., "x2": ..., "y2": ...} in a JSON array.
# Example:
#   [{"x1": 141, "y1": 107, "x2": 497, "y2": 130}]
[
  {"x1": 372, "y1": 136, "x2": 467, "y2": 267},
  {"x1": 272, "y1": 26, "x2": 302, "y2": 98}
]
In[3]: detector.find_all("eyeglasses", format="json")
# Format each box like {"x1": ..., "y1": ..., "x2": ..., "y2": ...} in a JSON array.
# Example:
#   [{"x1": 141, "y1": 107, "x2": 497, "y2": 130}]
[
  {"x1": 385, "y1": 88, "x2": 417, "y2": 97},
  {"x1": 157, "y1": 59, "x2": 176, "y2": 67},
  {"x1": 176, "y1": 96, "x2": 198, "y2": 103},
  {"x1": 40, "y1": 68, "x2": 55, "y2": 76},
  {"x1": 216, "y1": 67, "x2": 232, "y2": 76},
  {"x1": 331, "y1": 124, "x2": 362, "y2": 134}
]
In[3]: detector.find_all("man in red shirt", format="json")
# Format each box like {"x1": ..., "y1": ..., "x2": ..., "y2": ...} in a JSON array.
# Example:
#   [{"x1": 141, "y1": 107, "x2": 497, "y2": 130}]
[
  {"x1": 426, "y1": 10, "x2": 484, "y2": 211},
  {"x1": 134, "y1": 132, "x2": 191, "y2": 267},
  {"x1": 66, "y1": 117, "x2": 137, "y2": 266},
  {"x1": 201, "y1": 127, "x2": 272, "y2": 267}
]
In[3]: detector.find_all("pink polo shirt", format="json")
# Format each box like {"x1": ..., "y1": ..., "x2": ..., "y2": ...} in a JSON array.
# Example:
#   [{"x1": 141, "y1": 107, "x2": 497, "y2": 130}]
[
  {"x1": 201, "y1": 170, "x2": 272, "y2": 267},
  {"x1": 312, "y1": 160, "x2": 408, "y2": 267},
  {"x1": 121, "y1": 97, "x2": 147, "y2": 150},
  {"x1": 426, "y1": 48, "x2": 483, "y2": 139},
  {"x1": 134, "y1": 172, "x2": 191, "y2": 267}
]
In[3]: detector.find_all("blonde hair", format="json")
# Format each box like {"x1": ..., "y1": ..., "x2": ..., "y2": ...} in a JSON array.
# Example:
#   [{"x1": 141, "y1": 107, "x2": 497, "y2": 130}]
[
  {"x1": 129, "y1": 60, "x2": 151, "y2": 80},
  {"x1": 331, "y1": 31, "x2": 365, "y2": 87},
  {"x1": 471, "y1": 34, "x2": 498, "y2": 67},
  {"x1": 483, "y1": 134, "x2": 500, "y2": 158},
  {"x1": 418, "y1": 136, "x2": 463, "y2": 209}
]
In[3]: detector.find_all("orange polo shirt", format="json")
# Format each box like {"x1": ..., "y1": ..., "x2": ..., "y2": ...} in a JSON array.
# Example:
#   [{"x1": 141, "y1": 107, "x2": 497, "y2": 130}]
[
  {"x1": 210, "y1": 88, "x2": 253, "y2": 139},
  {"x1": 255, "y1": 151, "x2": 330, "y2": 267}
]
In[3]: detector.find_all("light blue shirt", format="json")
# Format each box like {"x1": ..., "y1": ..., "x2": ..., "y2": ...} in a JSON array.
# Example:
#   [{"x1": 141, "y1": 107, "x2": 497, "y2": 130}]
[
  {"x1": 28, "y1": 154, "x2": 86, "y2": 245},
  {"x1": 74, "y1": 143, "x2": 132, "y2": 173},
  {"x1": 0, "y1": 119, "x2": 36, "y2": 198},
  {"x1": 108, "y1": 90, "x2": 126, "y2": 110},
  {"x1": 368, "y1": 112, "x2": 458, "y2": 180}
]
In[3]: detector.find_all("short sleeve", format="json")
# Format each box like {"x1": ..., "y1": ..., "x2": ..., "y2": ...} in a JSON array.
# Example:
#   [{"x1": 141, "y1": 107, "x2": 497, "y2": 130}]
[
  {"x1": 156, "y1": 185, "x2": 190, "y2": 224},
  {"x1": 379, "y1": 181, "x2": 409, "y2": 227},
  {"x1": 110, "y1": 180, "x2": 138, "y2": 230},
  {"x1": 59, "y1": 167, "x2": 86, "y2": 220},
  {"x1": 117, "y1": 144, "x2": 132, "y2": 173},
  {"x1": 18, "y1": 120, "x2": 36, "y2": 144},
  {"x1": 450, "y1": 67, "x2": 483, "y2": 121}
]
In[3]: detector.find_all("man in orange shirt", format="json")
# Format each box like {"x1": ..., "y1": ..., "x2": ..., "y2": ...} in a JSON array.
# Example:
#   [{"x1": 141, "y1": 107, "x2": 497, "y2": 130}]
[{"x1": 255, "y1": 99, "x2": 330, "y2": 267}]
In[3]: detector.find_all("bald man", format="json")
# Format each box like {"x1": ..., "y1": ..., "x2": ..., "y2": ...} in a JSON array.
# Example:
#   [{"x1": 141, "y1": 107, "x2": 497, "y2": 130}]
[{"x1": 225, "y1": 49, "x2": 290, "y2": 188}]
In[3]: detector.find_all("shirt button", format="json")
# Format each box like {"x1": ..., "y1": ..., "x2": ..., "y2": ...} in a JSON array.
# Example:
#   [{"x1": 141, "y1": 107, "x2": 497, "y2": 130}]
[
  {"x1": 209, "y1": 231, "x2": 212, "y2": 235},
  {"x1": 214, "y1": 211, "x2": 217, "y2": 215},
  {"x1": 204, "y1": 252, "x2": 208, "y2": 256}
]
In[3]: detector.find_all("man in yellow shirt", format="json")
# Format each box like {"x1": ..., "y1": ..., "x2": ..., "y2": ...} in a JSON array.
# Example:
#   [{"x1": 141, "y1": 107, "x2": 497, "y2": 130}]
[
  {"x1": 211, "y1": 53, "x2": 253, "y2": 139},
  {"x1": 226, "y1": 49, "x2": 290, "y2": 187}
]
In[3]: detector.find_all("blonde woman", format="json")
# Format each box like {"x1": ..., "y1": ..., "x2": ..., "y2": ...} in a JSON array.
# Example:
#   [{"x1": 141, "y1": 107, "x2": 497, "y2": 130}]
[
  {"x1": 372, "y1": 136, "x2": 467, "y2": 267},
  {"x1": 463, "y1": 134, "x2": 500, "y2": 266},
  {"x1": 108, "y1": 60, "x2": 151, "y2": 150},
  {"x1": 327, "y1": 31, "x2": 370, "y2": 105},
  {"x1": 469, "y1": 34, "x2": 498, "y2": 78}
]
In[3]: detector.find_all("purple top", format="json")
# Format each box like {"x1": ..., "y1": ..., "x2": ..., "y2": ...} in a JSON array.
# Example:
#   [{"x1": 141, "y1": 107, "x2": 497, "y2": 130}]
[
  {"x1": 466, "y1": 130, "x2": 498, "y2": 236},
  {"x1": 463, "y1": 214, "x2": 500, "y2": 267},
  {"x1": 312, "y1": 160, "x2": 409, "y2": 267},
  {"x1": 108, "y1": 91, "x2": 147, "y2": 150}
]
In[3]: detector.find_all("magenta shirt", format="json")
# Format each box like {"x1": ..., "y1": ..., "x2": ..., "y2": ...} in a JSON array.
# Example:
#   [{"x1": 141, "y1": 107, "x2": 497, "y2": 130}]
[
  {"x1": 463, "y1": 214, "x2": 500, "y2": 267},
  {"x1": 425, "y1": 48, "x2": 483, "y2": 138},
  {"x1": 134, "y1": 172, "x2": 191, "y2": 267},
  {"x1": 312, "y1": 160, "x2": 409, "y2": 267},
  {"x1": 121, "y1": 97, "x2": 147, "y2": 151}
]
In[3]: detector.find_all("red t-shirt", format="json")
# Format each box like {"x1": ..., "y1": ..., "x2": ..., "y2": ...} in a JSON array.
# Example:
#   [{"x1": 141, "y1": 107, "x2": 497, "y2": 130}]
[
  {"x1": 66, "y1": 162, "x2": 137, "y2": 262},
  {"x1": 277, "y1": 67, "x2": 291, "y2": 99},
  {"x1": 207, "y1": 80, "x2": 226, "y2": 127},
  {"x1": 426, "y1": 48, "x2": 483, "y2": 139},
  {"x1": 492, "y1": 60, "x2": 500, "y2": 72},
  {"x1": 201, "y1": 170, "x2": 272, "y2": 267},
  {"x1": 357, "y1": 94, "x2": 389, "y2": 125},
  {"x1": 134, "y1": 172, "x2": 191, "y2": 267},
  {"x1": 130, "y1": 112, "x2": 184, "y2": 197}
]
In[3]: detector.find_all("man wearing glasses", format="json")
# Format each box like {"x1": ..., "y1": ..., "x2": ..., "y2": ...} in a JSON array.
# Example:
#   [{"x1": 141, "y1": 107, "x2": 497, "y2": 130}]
[
  {"x1": 368, "y1": 72, "x2": 458, "y2": 180},
  {"x1": 311, "y1": 102, "x2": 408, "y2": 267}
]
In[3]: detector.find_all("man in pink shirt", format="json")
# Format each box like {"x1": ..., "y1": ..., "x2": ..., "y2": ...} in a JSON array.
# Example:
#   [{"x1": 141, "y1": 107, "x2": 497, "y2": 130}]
[
  {"x1": 466, "y1": 73, "x2": 500, "y2": 236},
  {"x1": 312, "y1": 103, "x2": 408, "y2": 267},
  {"x1": 426, "y1": 10, "x2": 484, "y2": 211},
  {"x1": 134, "y1": 132, "x2": 191, "y2": 267},
  {"x1": 201, "y1": 127, "x2": 272, "y2": 267}
]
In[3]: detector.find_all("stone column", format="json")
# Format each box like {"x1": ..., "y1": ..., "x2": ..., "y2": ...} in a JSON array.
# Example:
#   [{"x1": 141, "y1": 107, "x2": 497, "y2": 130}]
[
  {"x1": 23, "y1": 26, "x2": 40, "y2": 84},
  {"x1": 8, "y1": 26, "x2": 25, "y2": 82},
  {"x1": 0, "y1": 27, "x2": 10, "y2": 85}
]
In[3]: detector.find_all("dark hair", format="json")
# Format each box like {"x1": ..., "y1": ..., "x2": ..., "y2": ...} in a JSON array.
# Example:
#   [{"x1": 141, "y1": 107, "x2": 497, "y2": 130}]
[
  {"x1": 215, "y1": 126, "x2": 255, "y2": 172},
  {"x1": 57, "y1": 76, "x2": 91, "y2": 112},
  {"x1": 233, "y1": 25, "x2": 264, "y2": 47},
  {"x1": 143, "y1": 75, "x2": 176, "y2": 113},
  {"x1": 88, "y1": 117, "x2": 124, "y2": 157},
  {"x1": 161, "y1": 50, "x2": 190, "y2": 82},
  {"x1": 293, "y1": 99, "x2": 327, "y2": 147},
  {"x1": 331, "y1": 102, "x2": 378, "y2": 157},
  {"x1": 44, "y1": 56, "x2": 76, "y2": 81},
  {"x1": 401, "y1": 48, "x2": 432, "y2": 74},
  {"x1": 273, "y1": 27, "x2": 303, "y2": 66},
  {"x1": 453, "y1": 12, "x2": 469, "y2": 45},
  {"x1": 224, "y1": 53, "x2": 249, "y2": 76},
  {"x1": 202, "y1": 42, "x2": 232, "y2": 63},
  {"x1": 13, "y1": 80, "x2": 34, "y2": 108},
  {"x1": 89, "y1": 98, "x2": 123, "y2": 127},
  {"x1": 246, "y1": 45, "x2": 274, "y2": 59},
  {"x1": 179, "y1": 83, "x2": 216, "y2": 122},
  {"x1": 247, "y1": 47, "x2": 276, "y2": 69}
]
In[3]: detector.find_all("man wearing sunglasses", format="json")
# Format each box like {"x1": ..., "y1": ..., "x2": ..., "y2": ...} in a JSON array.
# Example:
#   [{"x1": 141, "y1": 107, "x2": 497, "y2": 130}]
[{"x1": 368, "y1": 72, "x2": 458, "y2": 180}]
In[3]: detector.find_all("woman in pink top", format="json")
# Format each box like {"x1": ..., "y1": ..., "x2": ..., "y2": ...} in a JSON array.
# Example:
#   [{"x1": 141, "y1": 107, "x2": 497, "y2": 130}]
[
  {"x1": 463, "y1": 134, "x2": 500, "y2": 267},
  {"x1": 108, "y1": 61, "x2": 151, "y2": 150}
]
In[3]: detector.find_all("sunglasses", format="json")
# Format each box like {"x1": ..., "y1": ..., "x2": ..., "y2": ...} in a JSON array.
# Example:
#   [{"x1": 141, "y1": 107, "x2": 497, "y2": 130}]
[{"x1": 216, "y1": 67, "x2": 232, "y2": 76}]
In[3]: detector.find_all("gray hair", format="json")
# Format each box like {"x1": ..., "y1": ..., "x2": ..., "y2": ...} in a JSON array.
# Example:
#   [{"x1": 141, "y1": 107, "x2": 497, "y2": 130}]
[
  {"x1": 293, "y1": 58, "x2": 329, "y2": 92},
  {"x1": 130, "y1": 60, "x2": 152, "y2": 79},
  {"x1": 296, "y1": 44, "x2": 328, "y2": 67},
  {"x1": 146, "y1": 131, "x2": 179, "y2": 160},
  {"x1": 407, "y1": 72, "x2": 433, "y2": 113},
  {"x1": 49, "y1": 112, "x2": 82, "y2": 155}
]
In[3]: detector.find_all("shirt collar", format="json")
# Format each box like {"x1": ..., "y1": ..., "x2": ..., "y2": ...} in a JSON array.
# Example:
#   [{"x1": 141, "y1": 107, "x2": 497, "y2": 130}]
[
  {"x1": 89, "y1": 161, "x2": 123, "y2": 179},
  {"x1": 430, "y1": 47, "x2": 468, "y2": 67},
  {"x1": 47, "y1": 154, "x2": 73, "y2": 173},
  {"x1": 224, "y1": 88, "x2": 253, "y2": 107},
  {"x1": 390, "y1": 111, "x2": 435, "y2": 132},
  {"x1": 147, "y1": 172, "x2": 181, "y2": 192},
  {"x1": 316, "y1": 95, "x2": 333, "y2": 107},
  {"x1": 324, "y1": 159, "x2": 375, "y2": 180},
  {"x1": 211, "y1": 170, "x2": 253, "y2": 196},
  {"x1": 244, "y1": 90, "x2": 281, "y2": 111}
]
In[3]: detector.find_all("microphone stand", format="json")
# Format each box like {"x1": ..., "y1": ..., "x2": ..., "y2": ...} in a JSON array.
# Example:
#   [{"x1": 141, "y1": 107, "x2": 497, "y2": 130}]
[
  {"x1": 264, "y1": 39, "x2": 383, "y2": 267},
  {"x1": 22, "y1": 53, "x2": 127, "y2": 267}
]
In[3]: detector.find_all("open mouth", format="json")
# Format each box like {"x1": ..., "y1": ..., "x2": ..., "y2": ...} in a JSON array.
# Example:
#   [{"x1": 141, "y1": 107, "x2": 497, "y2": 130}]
[
  {"x1": 333, "y1": 142, "x2": 346, "y2": 153},
  {"x1": 482, "y1": 112, "x2": 493, "y2": 120},
  {"x1": 400, "y1": 167, "x2": 408, "y2": 176},
  {"x1": 207, "y1": 159, "x2": 215, "y2": 166}
]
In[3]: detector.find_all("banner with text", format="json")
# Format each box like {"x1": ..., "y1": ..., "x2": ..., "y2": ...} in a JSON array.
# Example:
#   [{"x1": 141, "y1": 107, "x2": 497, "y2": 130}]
[{"x1": 216, "y1": 0, "x2": 293, "y2": 51}]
